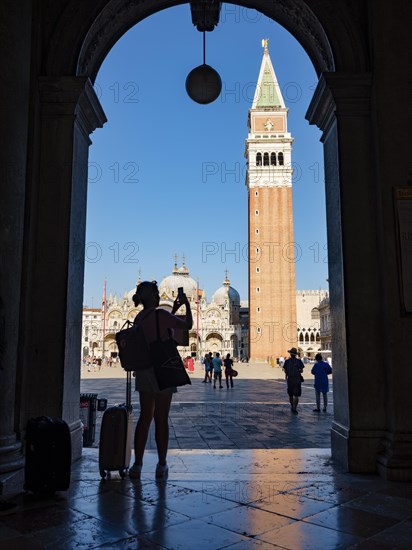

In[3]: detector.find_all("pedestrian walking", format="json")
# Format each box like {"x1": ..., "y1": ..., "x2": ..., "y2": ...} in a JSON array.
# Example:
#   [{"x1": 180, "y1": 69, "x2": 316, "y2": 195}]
[
  {"x1": 208, "y1": 352, "x2": 214, "y2": 382},
  {"x1": 187, "y1": 356, "x2": 194, "y2": 372},
  {"x1": 212, "y1": 352, "x2": 223, "y2": 389},
  {"x1": 311, "y1": 353, "x2": 332, "y2": 412},
  {"x1": 202, "y1": 353, "x2": 212, "y2": 382},
  {"x1": 283, "y1": 347, "x2": 304, "y2": 414},
  {"x1": 224, "y1": 353, "x2": 234, "y2": 388}
]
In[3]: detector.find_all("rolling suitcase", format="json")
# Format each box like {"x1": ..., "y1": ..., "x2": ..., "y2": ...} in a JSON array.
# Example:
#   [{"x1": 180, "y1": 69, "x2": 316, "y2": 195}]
[
  {"x1": 25, "y1": 416, "x2": 71, "y2": 494},
  {"x1": 99, "y1": 371, "x2": 133, "y2": 479}
]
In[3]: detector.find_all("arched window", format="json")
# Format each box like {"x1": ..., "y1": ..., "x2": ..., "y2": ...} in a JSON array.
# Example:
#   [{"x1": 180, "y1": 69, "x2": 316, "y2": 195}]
[
  {"x1": 299, "y1": 333, "x2": 304, "y2": 342},
  {"x1": 263, "y1": 152, "x2": 269, "y2": 166},
  {"x1": 278, "y1": 152, "x2": 284, "y2": 166},
  {"x1": 310, "y1": 333, "x2": 315, "y2": 342},
  {"x1": 316, "y1": 332, "x2": 320, "y2": 342},
  {"x1": 270, "y1": 152, "x2": 277, "y2": 166},
  {"x1": 256, "y1": 153, "x2": 262, "y2": 166},
  {"x1": 311, "y1": 307, "x2": 320, "y2": 320},
  {"x1": 305, "y1": 333, "x2": 309, "y2": 342}
]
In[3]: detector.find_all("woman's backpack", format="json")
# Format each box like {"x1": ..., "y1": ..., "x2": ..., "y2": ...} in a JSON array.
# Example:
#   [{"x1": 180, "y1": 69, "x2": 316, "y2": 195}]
[{"x1": 116, "y1": 319, "x2": 151, "y2": 371}]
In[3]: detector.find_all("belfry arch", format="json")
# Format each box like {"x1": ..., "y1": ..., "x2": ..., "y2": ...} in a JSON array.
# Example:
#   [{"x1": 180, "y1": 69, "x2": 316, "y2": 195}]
[{"x1": 2, "y1": 0, "x2": 412, "y2": 495}]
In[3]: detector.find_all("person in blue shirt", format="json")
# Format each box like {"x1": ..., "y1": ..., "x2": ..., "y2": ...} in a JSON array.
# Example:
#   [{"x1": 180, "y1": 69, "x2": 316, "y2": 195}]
[
  {"x1": 202, "y1": 352, "x2": 212, "y2": 383},
  {"x1": 212, "y1": 352, "x2": 223, "y2": 389},
  {"x1": 311, "y1": 353, "x2": 332, "y2": 412}
]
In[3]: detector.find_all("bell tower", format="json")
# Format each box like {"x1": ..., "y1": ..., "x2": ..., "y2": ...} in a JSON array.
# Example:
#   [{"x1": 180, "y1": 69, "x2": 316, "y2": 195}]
[{"x1": 246, "y1": 39, "x2": 297, "y2": 360}]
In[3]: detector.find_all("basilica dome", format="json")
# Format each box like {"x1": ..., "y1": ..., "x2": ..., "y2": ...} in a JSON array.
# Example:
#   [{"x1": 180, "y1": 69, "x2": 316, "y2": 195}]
[
  {"x1": 212, "y1": 274, "x2": 240, "y2": 307},
  {"x1": 126, "y1": 275, "x2": 142, "y2": 303},
  {"x1": 158, "y1": 261, "x2": 197, "y2": 300},
  {"x1": 127, "y1": 288, "x2": 137, "y2": 303}
]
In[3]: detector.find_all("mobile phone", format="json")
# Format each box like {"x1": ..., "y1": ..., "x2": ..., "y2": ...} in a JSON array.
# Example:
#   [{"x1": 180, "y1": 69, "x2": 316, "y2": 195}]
[{"x1": 177, "y1": 286, "x2": 185, "y2": 300}]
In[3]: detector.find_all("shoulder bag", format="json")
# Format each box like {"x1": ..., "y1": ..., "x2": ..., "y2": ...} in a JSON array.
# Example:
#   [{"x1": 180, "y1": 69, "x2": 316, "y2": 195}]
[{"x1": 151, "y1": 310, "x2": 191, "y2": 391}]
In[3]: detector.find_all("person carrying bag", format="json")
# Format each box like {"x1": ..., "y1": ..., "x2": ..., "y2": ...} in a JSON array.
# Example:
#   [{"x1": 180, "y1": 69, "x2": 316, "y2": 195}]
[{"x1": 127, "y1": 281, "x2": 193, "y2": 480}]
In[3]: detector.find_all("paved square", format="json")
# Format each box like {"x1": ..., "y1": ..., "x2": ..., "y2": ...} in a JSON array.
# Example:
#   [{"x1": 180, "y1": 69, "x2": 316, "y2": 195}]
[{"x1": 80, "y1": 361, "x2": 333, "y2": 449}]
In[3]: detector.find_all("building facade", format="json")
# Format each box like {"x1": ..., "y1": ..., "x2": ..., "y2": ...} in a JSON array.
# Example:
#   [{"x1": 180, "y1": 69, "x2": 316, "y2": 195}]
[
  {"x1": 319, "y1": 294, "x2": 332, "y2": 355},
  {"x1": 82, "y1": 261, "x2": 244, "y2": 361},
  {"x1": 81, "y1": 308, "x2": 102, "y2": 358},
  {"x1": 296, "y1": 289, "x2": 328, "y2": 358},
  {"x1": 245, "y1": 40, "x2": 297, "y2": 360},
  {"x1": 82, "y1": 262, "x2": 327, "y2": 363}
]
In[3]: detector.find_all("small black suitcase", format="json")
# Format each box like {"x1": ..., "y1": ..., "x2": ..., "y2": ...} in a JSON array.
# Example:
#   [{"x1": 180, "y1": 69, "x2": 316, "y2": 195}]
[{"x1": 25, "y1": 416, "x2": 71, "y2": 494}]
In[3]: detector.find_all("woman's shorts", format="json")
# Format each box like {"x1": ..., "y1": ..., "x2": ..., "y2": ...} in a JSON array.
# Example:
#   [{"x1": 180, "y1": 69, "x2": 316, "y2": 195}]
[
  {"x1": 134, "y1": 367, "x2": 176, "y2": 395},
  {"x1": 213, "y1": 371, "x2": 222, "y2": 379}
]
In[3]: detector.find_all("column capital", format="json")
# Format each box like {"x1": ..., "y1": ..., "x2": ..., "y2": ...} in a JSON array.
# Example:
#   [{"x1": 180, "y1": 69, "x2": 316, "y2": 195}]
[
  {"x1": 38, "y1": 76, "x2": 107, "y2": 137},
  {"x1": 306, "y1": 72, "x2": 373, "y2": 138}
]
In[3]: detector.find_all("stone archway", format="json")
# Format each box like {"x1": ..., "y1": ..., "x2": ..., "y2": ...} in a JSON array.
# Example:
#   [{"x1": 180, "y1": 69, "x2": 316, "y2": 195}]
[
  {"x1": 205, "y1": 332, "x2": 224, "y2": 354},
  {"x1": 7, "y1": 0, "x2": 401, "y2": 482},
  {"x1": 37, "y1": 1, "x2": 366, "y2": 472}
]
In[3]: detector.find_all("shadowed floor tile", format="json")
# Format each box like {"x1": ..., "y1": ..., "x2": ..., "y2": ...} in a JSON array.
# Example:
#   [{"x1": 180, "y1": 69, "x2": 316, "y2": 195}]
[{"x1": 303, "y1": 505, "x2": 398, "y2": 537}]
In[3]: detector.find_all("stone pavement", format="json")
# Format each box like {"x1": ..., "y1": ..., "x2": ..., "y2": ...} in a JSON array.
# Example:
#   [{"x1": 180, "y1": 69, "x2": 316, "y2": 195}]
[
  {"x1": 80, "y1": 362, "x2": 333, "y2": 450},
  {"x1": 2, "y1": 448, "x2": 412, "y2": 549},
  {"x1": 3, "y1": 364, "x2": 412, "y2": 549}
]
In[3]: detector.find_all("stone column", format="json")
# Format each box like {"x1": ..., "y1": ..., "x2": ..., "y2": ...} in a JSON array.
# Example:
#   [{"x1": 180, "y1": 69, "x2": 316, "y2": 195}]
[
  {"x1": 17, "y1": 77, "x2": 106, "y2": 462},
  {"x1": 306, "y1": 73, "x2": 386, "y2": 473},
  {"x1": 0, "y1": 0, "x2": 32, "y2": 495}
]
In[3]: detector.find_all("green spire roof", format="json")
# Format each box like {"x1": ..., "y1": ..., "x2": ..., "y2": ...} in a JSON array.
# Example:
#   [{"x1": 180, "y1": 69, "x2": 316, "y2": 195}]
[
  {"x1": 252, "y1": 41, "x2": 286, "y2": 110},
  {"x1": 256, "y1": 60, "x2": 282, "y2": 107}
]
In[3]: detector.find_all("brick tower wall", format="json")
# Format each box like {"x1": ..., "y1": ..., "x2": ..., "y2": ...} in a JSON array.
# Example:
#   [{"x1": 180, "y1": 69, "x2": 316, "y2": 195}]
[{"x1": 248, "y1": 185, "x2": 298, "y2": 360}]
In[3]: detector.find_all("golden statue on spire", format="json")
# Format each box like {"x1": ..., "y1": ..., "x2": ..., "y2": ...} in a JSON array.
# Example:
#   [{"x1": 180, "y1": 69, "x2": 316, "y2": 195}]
[{"x1": 262, "y1": 38, "x2": 269, "y2": 52}]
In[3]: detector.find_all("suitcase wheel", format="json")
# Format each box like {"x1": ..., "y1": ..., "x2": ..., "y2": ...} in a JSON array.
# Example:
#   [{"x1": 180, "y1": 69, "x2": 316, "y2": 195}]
[
  {"x1": 100, "y1": 469, "x2": 107, "y2": 479},
  {"x1": 119, "y1": 469, "x2": 127, "y2": 479}
]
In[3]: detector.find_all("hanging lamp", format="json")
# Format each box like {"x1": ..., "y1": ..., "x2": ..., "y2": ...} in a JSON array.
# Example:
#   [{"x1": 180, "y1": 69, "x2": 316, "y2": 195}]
[{"x1": 186, "y1": 28, "x2": 222, "y2": 104}]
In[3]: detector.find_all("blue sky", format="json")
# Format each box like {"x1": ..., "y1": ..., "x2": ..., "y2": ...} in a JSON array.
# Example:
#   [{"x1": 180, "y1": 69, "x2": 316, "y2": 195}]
[{"x1": 83, "y1": 4, "x2": 328, "y2": 307}]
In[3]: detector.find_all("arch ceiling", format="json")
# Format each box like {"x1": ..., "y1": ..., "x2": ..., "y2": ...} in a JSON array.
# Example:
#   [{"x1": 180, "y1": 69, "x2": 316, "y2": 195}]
[{"x1": 44, "y1": 0, "x2": 368, "y2": 81}]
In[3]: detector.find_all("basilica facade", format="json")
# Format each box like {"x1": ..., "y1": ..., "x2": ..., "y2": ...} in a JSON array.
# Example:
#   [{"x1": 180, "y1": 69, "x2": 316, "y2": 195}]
[
  {"x1": 82, "y1": 261, "x2": 328, "y2": 362},
  {"x1": 82, "y1": 260, "x2": 245, "y2": 361}
]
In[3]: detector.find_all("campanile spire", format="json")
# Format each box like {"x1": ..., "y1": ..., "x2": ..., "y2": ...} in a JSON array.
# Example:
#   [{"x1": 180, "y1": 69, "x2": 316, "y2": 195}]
[
  {"x1": 245, "y1": 41, "x2": 297, "y2": 360},
  {"x1": 252, "y1": 39, "x2": 286, "y2": 110}
]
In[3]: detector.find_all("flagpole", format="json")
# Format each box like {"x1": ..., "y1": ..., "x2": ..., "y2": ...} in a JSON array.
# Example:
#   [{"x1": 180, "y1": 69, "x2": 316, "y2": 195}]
[
  {"x1": 196, "y1": 279, "x2": 200, "y2": 358},
  {"x1": 102, "y1": 278, "x2": 107, "y2": 357}
]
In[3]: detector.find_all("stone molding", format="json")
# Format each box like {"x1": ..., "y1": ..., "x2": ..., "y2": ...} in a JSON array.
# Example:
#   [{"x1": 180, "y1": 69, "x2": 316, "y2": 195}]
[
  {"x1": 247, "y1": 180, "x2": 292, "y2": 189},
  {"x1": 377, "y1": 432, "x2": 412, "y2": 481},
  {"x1": 306, "y1": 72, "x2": 373, "y2": 138},
  {"x1": 0, "y1": 434, "x2": 24, "y2": 475},
  {"x1": 39, "y1": 76, "x2": 107, "y2": 139}
]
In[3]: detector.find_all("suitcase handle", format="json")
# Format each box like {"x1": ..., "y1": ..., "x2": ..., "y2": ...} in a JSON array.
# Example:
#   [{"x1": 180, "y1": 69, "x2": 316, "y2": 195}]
[{"x1": 126, "y1": 371, "x2": 132, "y2": 408}]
